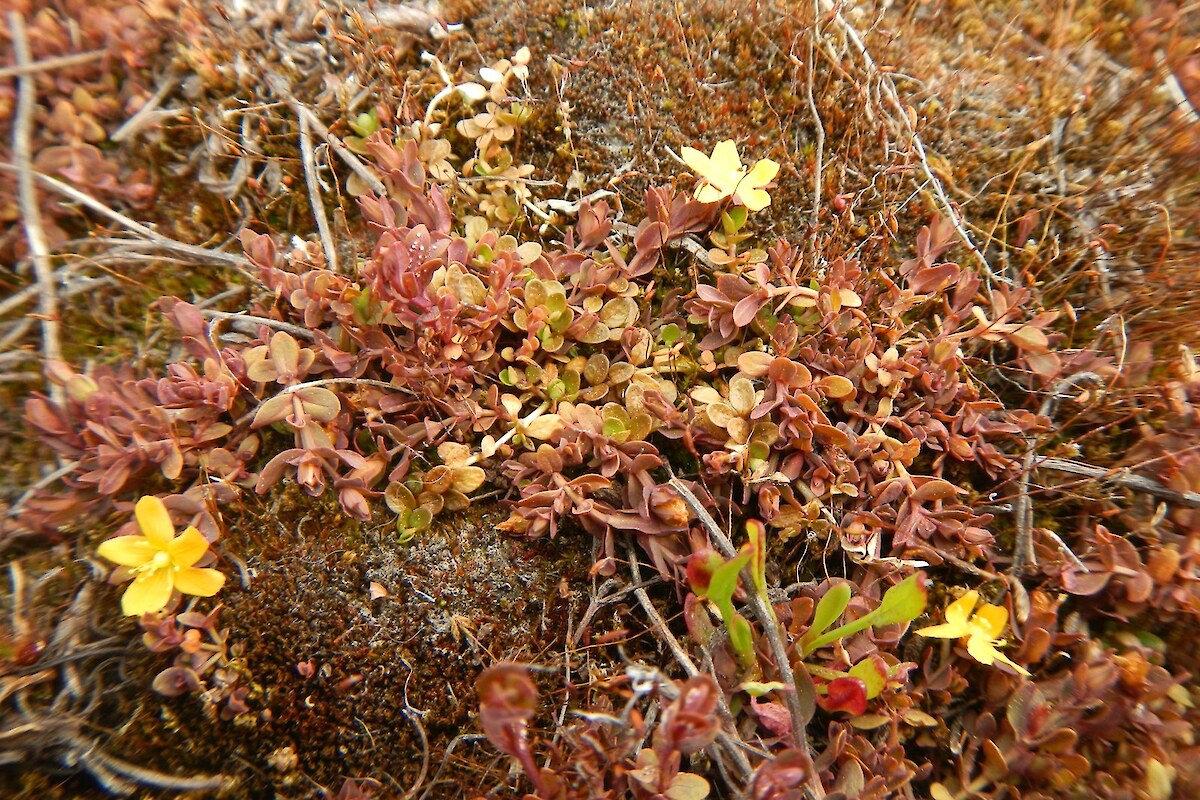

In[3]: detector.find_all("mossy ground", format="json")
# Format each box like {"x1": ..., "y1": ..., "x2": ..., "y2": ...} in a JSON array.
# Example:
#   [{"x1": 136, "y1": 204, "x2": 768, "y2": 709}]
[{"x1": 4, "y1": 494, "x2": 597, "y2": 798}]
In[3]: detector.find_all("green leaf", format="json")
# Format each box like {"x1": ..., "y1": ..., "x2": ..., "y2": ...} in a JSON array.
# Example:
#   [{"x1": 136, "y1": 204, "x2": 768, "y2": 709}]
[
  {"x1": 602, "y1": 417, "x2": 626, "y2": 438},
  {"x1": 728, "y1": 614, "x2": 754, "y2": 669},
  {"x1": 801, "y1": 583, "x2": 852, "y2": 650},
  {"x1": 349, "y1": 109, "x2": 380, "y2": 138},
  {"x1": 868, "y1": 573, "x2": 929, "y2": 627},
  {"x1": 706, "y1": 551, "x2": 749, "y2": 607},
  {"x1": 352, "y1": 287, "x2": 380, "y2": 325},
  {"x1": 660, "y1": 323, "x2": 682, "y2": 346},
  {"x1": 744, "y1": 519, "x2": 768, "y2": 599},
  {"x1": 803, "y1": 574, "x2": 927, "y2": 654},
  {"x1": 408, "y1": 506, "x2": 433, "y2": 531},
  {"x1": 722, "y1": 206, "x2": 748, "y2": 234},
  {"x1": 703, "y1": 550, "x2": 756, "y2": 670}
]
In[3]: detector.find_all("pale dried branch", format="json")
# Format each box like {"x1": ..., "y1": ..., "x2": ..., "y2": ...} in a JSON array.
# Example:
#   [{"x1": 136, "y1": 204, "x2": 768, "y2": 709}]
[
  {"x1": 0, "y1": 49, "x2": 105, "y2": 79},
  {"x1": 1039, "y1": 457, "x2": 1200, "y2": 510},
  {"x1": 265, "y1": 71, "x2": 388, "y2": 197},
  {"x1": 298, "y1": 113, "x2": 339, "y2": 272},
  {"x1": 0, "y1": 163, "x2": 252, "y2": 273},
  {"x1": 623, "y1": 539, "x2": 753, "y2": 785},
  {"x1": 198, "y1": 309, "x2": 317, "y2": 340},
  {"x1": 8, "y1": 12, "x2": 63, "y2": 405},
  {"x1": 1013, "y1": 372, "x2": 1102, "y2": 571},
  {"x1": 110, "y1": 67, "x2": 183, "y2": 143}
]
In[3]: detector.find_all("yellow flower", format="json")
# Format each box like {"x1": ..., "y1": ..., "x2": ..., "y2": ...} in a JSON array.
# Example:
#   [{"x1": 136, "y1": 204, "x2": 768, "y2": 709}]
[
  {"x1": 97, "y1": 496, "x2": 226, "y2": 616},
  {"x1": 681, "y1": 140, "x2": 779, "y2": 212},
  {"x1": 916, "y1": 590, "x2": 1030, "y2": 676}
]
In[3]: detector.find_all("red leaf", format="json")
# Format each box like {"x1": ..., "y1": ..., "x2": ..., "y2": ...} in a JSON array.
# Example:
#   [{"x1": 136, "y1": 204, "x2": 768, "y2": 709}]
[
  {"x1": 816, "y1": 677, "x2": 867, "y2": 716},
  {"x1": 685, "y1": 549, "x2": 723, "y2": 595},
  {"x1": 477, "y1": 663, "x2": 538, "y2": 757},
  {"x1": 750, "y1": 698, "x2": 793, "y2": 738},
  {"x1": 476, "y1": 663, "x2": 545, "y2": 795},
  {"x1": 733, "y1": 293, "x2": 765, "y2": 326},
  {"x1": 654, "y1": 675, "x2": 721, "y2": 754},
  {"x1": 910, "y1": 479, "x2": 959, "y2": 503},
  {"x1": 1061, "y1": 570, "x2": 1112, "y2": 596}
]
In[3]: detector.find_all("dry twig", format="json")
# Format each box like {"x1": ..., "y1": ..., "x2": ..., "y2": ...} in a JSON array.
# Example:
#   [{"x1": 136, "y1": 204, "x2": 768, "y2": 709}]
[
  {"x1": 1013, "y1": 372, "x2": 1102, "y2": 571},
  {"x1": 803, "y1": 0, "x2": 825, "y2": 235},
  {"x1": 1039, "y1": 457, "x2": 1200, "y2": 510},
  {"x1": 623, "y1": 539, "x2": 754, "y2": 785},
  {"x1": 9, "y1": 12, "x2": 63, "y2": 405},
  {"x1": 265, "y1": 72, "x2": 388, "y2": 197},
  {"x1": 0, "y1": 49, "x2": 105, "y2": 79},
  {"x1": 298, "y1": 113, "x2": 339, "y2": 272},
  {"x1": 110, "y1": 67, "x2": 183, "y2": 143},
  {"x1": 0, "y1": 164, "x2": 252, "y2": 273}
]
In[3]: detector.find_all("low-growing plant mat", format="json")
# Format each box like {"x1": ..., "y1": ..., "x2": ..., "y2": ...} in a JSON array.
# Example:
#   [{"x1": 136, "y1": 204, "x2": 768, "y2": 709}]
[{"x1": 2, "y1": 0, "x2": 1199, "y2": 798}]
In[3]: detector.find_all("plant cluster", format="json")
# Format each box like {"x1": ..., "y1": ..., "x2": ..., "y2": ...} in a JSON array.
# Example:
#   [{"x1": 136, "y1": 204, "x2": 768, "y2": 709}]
[
  {"x1": 7, "y1": 18, "x2": 1200, "y2": 799},
  {"x1": 24, "y1": 118, "x2": 1054, "y2": 587},
  {"x1": 17, "y1": 40, "x2": 1056, "y2": 759},
  {"x1": 139, "y1": 603, "x2": 250, "y2": 721}
]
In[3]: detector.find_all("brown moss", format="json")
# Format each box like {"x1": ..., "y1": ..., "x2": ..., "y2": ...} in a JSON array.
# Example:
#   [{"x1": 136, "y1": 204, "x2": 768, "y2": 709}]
[
  {"x1": 104, "y1": 496, "x2": 585, "y2": 796},
  {"x1": 3, "y1": 495, "x2": 590, "y2": 798}
]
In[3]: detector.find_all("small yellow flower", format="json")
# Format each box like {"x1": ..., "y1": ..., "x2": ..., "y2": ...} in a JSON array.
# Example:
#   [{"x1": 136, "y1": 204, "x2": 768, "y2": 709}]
[
  {"x1": 681, "y1": 139, "x2": 779, "y2": 212},
  {"x1": 916, "y1": 590, "x2": 1030, "y2": 676},
  {"x1": 97, "y1": 496, "x2": 226, "y2": 616}
]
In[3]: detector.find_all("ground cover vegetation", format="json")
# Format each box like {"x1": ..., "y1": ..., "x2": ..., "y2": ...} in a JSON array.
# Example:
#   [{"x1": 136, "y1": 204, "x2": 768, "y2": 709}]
[{"x1": 2, "y1": 0, "x2": 1200, "y2": 797}]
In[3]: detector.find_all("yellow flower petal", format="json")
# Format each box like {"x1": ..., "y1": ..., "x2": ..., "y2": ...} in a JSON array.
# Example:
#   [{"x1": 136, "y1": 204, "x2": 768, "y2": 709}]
[
  {"x1": 173, "y1": 566, "x2": 226, "y2": 597},
  {"x1": 684, "y1": 140, "x2": 779, "y2": 208},
  {"x1": 915, "y1": 621, "x2": 970, "y2": 639},
  {"x1": 744, "y1": 158, "x2": 779, "y2": 187},
  {"x1": 965, "y1": 634, "x2": 1030, "y2": 675},
  {"x1": 972, "y1": 603, "x2": 1009, "y2": 639},
  {"x1": 944, "y1": 590, "x2": 978, "y2": 629},
  {"x1": 989, "y1": 648, "x2": 1032, "y2": 677},
  {"x1": 135, "y1": 495, "x2": 176, "y2": 548},
  {"x1": 965, "y1": 632, "x2": 1000, "y2": 666},
  {"x1": 168, "y1": 526, "x2": 211, "y2": 569},
  {"x1": 97, "y1": 535, "x2": 156, "y2": 567},
  {"x1": 709, "y1": 140, "x2": 743, "y2": 187},
  {"x1": 680, "y1": 146, "x2": 712, "y2": 177},
  {"x1": 737, "y1": 186, "x2": 773, "y2": 212},
  {"x1": 695, "y1": 183, "x2": 731, "y2": 204},
  {"x1": 121, "y1": 568, "x2": 173, "y2": 616}
]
